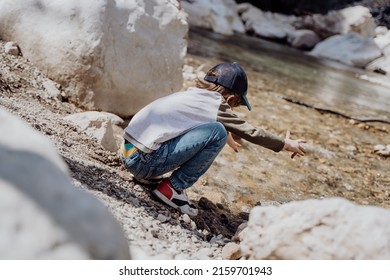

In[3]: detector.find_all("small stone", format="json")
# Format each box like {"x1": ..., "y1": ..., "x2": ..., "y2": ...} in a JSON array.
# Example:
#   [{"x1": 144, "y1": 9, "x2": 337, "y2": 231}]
[
  {"x1": 150, "y1": 229, "x2": 159, "y2": 238},
  {"x1": 4, "y1": 41, "x2": 20, "y2": 56},
  {"x1": 181, "y1": 214, "x2": 191, "y2": 224},
  {"x1": 327, "y1": 138, "x2": 340, "y2": 147},
  {"x1": 157, "y1": 214, "x2": 170, "y2": 223},
  {"x1": 374, "y1": 144, "x2": 385, "y2": 151},
  {"x1": 209, "y1": 235, "x2": 218, "y2": 244},
  {"x1": 133, "y1": 185, "x2": 143, "y2": 192},
  {"x1": 345, "y1": 145, "x2": 357, "y2": 152},
  {"x1": 377, "y1": 150, "x2": 390, "y2": 156},
  {"x1": 357, "y1": 123, "x2": 369, "y2": 129},
  {"x1": 42, "y1": 79, "x2": 61, "y2": 98},
  {"x1": 343, "y1": 183, "x2": 354, "y2": 191},
  {"x1": 222, "y1": 242, "x2": 241, "y2": 260},
  {"x1": 190, "y1": 221, "x2": 197, "y2": 230}
]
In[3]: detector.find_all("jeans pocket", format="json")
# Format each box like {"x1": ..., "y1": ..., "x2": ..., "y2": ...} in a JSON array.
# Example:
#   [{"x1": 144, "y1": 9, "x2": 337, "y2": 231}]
[
  {"x1": 139, "y1": 147, "x2": 167, "y2": 164},
  {"x1": 138, "y1": 151, "x2": 152, "y2": 163}
]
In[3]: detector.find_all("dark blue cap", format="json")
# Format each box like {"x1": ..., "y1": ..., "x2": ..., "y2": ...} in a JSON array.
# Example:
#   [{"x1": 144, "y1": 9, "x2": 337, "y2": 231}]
[{"x1": 204, "y1": 62, "x2": 251, "y2": 111}]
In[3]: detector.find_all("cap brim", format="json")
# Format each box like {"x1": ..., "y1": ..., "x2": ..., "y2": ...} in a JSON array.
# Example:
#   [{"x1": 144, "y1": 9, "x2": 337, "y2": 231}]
[{"x1": 242, "y1": 94, "x2": 252, "y2": 111}]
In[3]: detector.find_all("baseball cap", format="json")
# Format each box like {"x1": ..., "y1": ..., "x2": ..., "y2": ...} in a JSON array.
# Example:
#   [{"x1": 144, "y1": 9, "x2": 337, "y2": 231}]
[{"x1": 204, "y1": 62, "x2": 251, "y2": 111}]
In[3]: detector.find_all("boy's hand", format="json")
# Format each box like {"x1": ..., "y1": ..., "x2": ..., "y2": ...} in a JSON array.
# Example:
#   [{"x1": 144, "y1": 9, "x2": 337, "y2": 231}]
[
  {"x1": 227, "y1": 132, "x2": 241, "y2": 152},
  {"x1": 283, "y1": 131, "x2": 306, "y2": 159}
]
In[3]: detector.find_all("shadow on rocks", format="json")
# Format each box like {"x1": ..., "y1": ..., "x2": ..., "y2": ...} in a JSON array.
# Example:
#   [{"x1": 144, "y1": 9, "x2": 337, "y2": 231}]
[
  {"x1": 192, "y1": 197, "x2": 249, "y2": 239},
  {"x1": 64, "y1": 157, "x2": 150, "y2": 207},
  {"x1": 65, "y1": 157, "x2": 249, "y2": 239}
]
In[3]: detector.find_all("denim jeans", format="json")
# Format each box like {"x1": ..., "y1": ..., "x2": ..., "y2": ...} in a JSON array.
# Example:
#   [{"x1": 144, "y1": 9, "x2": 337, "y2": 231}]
[{"x1": 123, "y1": 122, "x2": 227, "y2": 190}]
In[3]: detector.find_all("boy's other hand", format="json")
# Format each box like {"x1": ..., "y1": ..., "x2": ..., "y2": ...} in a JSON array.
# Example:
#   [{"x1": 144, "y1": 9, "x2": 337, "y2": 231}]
[{"x1": 227, "y1": 132, "x2": 241, "y2": 152}]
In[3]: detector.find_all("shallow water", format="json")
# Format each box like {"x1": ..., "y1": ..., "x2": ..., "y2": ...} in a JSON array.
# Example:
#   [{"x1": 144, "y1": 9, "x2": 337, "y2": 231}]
[
  {"x1": 186, "y1": 28, "x2": 390, "y2": 213},
  {"x1": 188, "y1": 28, "x2": 390, "y2": 120}
]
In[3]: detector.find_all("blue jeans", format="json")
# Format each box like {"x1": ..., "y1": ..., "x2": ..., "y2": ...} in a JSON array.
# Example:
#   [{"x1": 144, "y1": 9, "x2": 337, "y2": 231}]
[{"x1": 123, "y1": 122, "x2": 227, "y2": 190}]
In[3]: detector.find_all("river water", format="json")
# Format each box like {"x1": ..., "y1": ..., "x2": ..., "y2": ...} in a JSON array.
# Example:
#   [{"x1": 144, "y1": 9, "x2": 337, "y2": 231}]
[
  {"x1": 188, "y1": 28, "x2": 390, "y2": 121},
  {"x1": 185, "y1": 28, "x2": 390, "y2": 213}
]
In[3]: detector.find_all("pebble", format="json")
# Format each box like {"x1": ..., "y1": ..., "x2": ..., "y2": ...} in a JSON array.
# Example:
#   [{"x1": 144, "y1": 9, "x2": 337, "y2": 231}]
[
  {"x1": 4, "y1": 41, "x2": 20, "y2": 56},
  {"x1": 181, "y1": 214, "x2": 192, "y2": 224},
  {"x1": 374, "y1": 144, "x2": 390, "y2": 156},
  {"x1": 374, "y1": 144, "x2": 385, "y2": 151},
  {"x1": 157, "y1": 214, "x2": 171, "y2": 223},
  {"x1": 222, "y1": 242, "x2": 241, "y2": 260},
  {"x1": 190, "y1": 221, "x2": 197, "y2": 230}
]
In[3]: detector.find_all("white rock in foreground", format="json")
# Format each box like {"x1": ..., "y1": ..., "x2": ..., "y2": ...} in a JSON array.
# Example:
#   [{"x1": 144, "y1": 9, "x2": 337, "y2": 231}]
[
  {"x1": 240, "y1": 197, "x2": 390, "y2": 259},
  {"x1": 0, "y1": 108, "x2": 130, "y2": 259},
  {"x1": 0, "y1": 108, "x2": 67, "y2": 172},
  {"x1": 0, "y1": 0, "x2": 188, "y2": 116}
]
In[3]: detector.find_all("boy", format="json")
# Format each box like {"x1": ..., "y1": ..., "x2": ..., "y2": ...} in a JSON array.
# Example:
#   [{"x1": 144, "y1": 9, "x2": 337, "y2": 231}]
[{"x1": 121, "y1": 62, "x2": 305, "y2": 216}]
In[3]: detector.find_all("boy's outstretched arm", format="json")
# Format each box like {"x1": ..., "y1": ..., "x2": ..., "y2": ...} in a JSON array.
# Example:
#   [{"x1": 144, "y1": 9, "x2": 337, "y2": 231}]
[{"x1": 283, "y1": 130, "x2": 306, "y2": 159}]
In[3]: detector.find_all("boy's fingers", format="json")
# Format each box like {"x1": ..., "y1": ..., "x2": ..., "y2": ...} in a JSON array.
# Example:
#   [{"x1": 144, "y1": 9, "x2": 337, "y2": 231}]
[{"x1": 291, "y1": 152, "x2": 297, "y2": 159}]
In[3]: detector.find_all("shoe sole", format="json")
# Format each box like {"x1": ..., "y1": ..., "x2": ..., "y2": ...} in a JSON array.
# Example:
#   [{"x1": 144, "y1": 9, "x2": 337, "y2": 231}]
[{"x1": 152, "y1": 189, "x2": 198, "y2": 217}]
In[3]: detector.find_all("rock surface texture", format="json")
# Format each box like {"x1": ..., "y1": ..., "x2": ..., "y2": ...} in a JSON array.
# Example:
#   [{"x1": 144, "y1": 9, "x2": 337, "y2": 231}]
[
  {"x1": 0, "y1": 109, "x2": 130, "y2": 259},
  {"x1": 0, "y1": 0, "x2": 188, "y2": 116},
  {"x1": 239, "y1": 198, "x2": 390, "y2": 259}
]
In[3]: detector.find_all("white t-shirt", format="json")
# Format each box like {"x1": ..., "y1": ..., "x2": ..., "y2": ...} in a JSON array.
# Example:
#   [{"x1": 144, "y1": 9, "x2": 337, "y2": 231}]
[{"x1": 124, "y1": 87, "x2": 222, "y2": 152}]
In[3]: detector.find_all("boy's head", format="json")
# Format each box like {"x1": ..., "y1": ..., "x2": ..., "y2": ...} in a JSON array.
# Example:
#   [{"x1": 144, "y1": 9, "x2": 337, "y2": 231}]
[{"x1": 204, "y1": 62, "x2": 251, "y2": 111}]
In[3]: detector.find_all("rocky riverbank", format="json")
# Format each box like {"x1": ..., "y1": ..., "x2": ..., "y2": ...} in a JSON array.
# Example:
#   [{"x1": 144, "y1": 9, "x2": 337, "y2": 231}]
[
  {"x1": 2, "y1": 29, "x2": 390, "y2": 258},
  {"x1": 1, "y1": 0, "x2": 390, "y2": 260}
]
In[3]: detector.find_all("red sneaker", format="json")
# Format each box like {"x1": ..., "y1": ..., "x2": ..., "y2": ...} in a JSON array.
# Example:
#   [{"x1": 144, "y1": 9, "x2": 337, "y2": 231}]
[{"x1": 152, "y1": 179, "x2": 198, "y2": 217}]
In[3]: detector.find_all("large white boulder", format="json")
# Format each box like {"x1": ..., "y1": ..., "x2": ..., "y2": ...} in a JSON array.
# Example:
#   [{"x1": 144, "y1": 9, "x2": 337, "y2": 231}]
[
  {"x1": 0, "y1": 0, "x2": 188, "y2": 116},
  {"x1": 0, "y1": 108, "x2": 130, "y2": 259},
  {"x1": 374, "y1": 28, "x2": 390, "y2": 50},
  {"x1": 181, "y1": 0, "x2": 245, "y2": 35},
  {"x1": 339, "y1": 6, "x2": 376, "y2": 37},
  {"x1": 295, "y1": 6, "x2": 376, "y2": 39},
  {"x1": 310, "y1": 32, "x2": 382, "y2": 67},
  {"x1": 239, "y1": 198, "x2": 390, "y2": 259},
  {"x1": 238, "y1": 3, "x2": 296, "y2": 40},
  {"x1": 287, "y1": 29, "x2": 321, "y2": 49}
]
